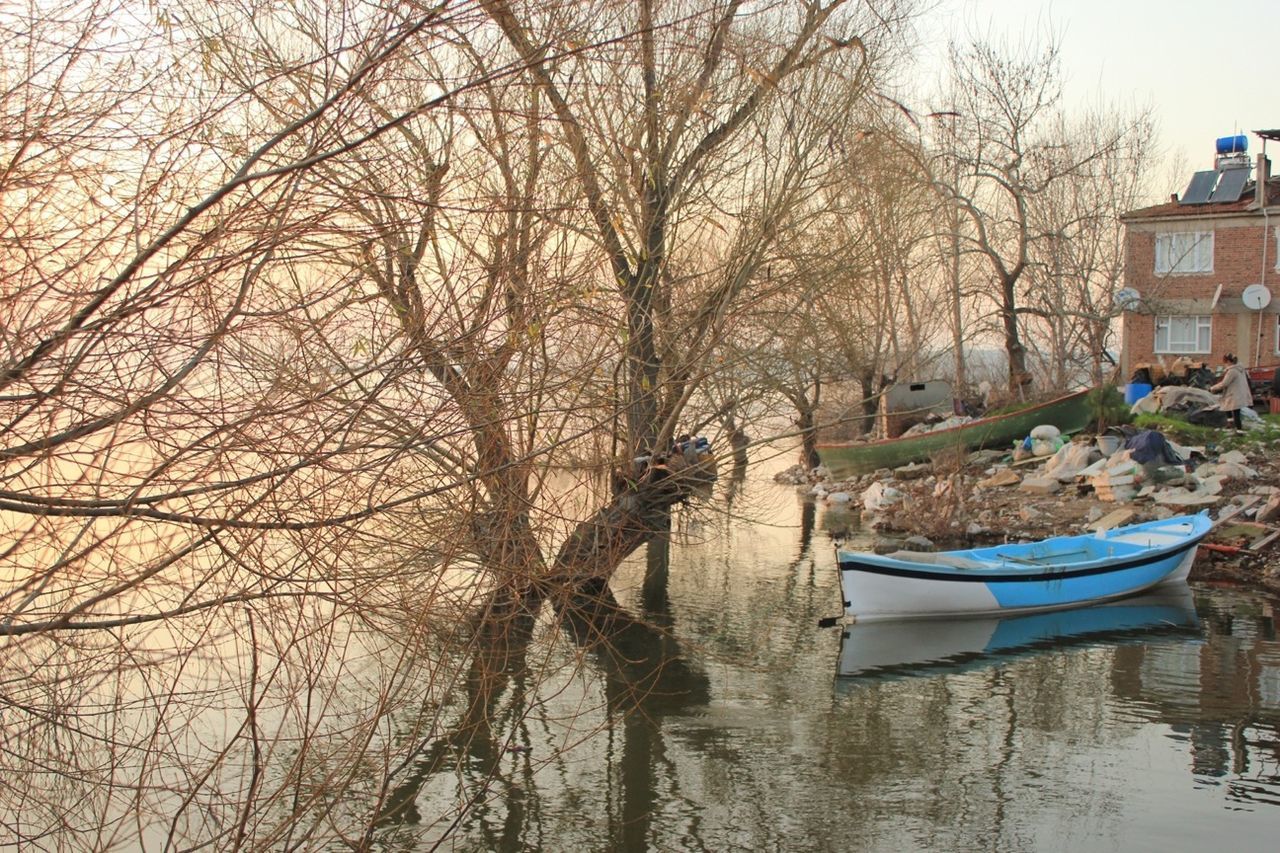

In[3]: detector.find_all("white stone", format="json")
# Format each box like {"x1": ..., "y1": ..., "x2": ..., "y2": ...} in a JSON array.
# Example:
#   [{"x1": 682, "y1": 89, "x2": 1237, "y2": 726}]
[
  {"x1": 1214, "y1": 461, "x2": 1257, "y2": 481},
  {"x1": 861, "y1": 481, "x2": 903, "y2": 512},
  {"x1": 1154, "y1": 488, "x2": 1222, "y2": 507},
  {"x1": 1020, "y1": 476, "x2": 1061, "y2": 495}
]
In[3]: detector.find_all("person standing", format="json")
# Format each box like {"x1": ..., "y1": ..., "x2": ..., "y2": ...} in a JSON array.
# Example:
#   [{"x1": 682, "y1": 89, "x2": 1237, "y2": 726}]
[{"x1": 1210, "y1": 353, "x2": 1252, "y2": 431}]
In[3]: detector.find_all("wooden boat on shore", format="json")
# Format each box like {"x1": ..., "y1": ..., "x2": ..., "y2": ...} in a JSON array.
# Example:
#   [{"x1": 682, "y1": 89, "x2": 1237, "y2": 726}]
[
  {"x1": 816, "y1": 388, "x2": 1092, "y2": 477},
  {"x1": 835, "y1": 586, "x2": 1198, "y2": 683},
  {"x1": 837, "y1": 515, "x2": 1211, "y2": 622}
]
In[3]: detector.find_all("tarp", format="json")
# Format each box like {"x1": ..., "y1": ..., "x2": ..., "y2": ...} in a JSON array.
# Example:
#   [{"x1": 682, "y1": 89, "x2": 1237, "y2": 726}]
[{"x1": 1123, "y1": 429, "x2": 1185, "y2": 465}]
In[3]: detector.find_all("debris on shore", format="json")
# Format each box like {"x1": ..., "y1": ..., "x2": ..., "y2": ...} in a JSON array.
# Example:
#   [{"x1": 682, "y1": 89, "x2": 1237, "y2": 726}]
[{"x1": 776, "y1": 427, "x2": 1280, "y2": 593}]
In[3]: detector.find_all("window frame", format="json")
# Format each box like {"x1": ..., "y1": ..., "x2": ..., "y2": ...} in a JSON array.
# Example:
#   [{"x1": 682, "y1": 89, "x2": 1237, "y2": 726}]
[
  {"x1": 1154, "y1": 230, "x2": 1214, "y2": 275},
  {"x1": 1154, "y1": 314, "x2": 1212, "y2": 354}
]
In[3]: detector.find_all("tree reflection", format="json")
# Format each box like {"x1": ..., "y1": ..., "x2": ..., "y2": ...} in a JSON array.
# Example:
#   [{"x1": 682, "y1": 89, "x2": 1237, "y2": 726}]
[
  {"x1": 558, "y1": 584, "x2": 711, "y2": 852},
  {"x1": 368, "y1": 568, "x2": 710, "y2": 849}
]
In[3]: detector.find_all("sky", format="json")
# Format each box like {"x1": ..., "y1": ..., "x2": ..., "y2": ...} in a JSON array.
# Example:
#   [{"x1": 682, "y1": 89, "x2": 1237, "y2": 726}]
[{"x1": 917, "y1": 0, "x2": 1276, "y2": 184}]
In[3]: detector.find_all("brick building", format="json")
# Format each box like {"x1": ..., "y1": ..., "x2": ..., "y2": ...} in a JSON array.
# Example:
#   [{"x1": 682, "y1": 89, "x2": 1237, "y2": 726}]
[{"x1": 1119, "y1": 129, "x2": 1280, "y2": 381}]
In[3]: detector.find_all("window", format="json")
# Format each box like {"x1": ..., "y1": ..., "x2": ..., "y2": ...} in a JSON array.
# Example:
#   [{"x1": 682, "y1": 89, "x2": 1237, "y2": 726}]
[
  {"x1": 1155, "y1": 315, "x2": 1211, "y2": 354},
  {"x1": 1154, "y1": 231, "x2": 1213, "y2": 274}
]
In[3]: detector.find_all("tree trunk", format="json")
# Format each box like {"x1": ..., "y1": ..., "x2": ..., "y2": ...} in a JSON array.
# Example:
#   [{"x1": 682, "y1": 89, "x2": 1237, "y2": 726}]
[{"x1": 1001, "y1": 272, "x2": 1030, "y2": 391}]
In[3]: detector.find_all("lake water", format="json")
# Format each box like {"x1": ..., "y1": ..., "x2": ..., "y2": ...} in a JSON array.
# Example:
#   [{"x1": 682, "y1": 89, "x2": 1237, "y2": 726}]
[
  {"x1": 386, "y1": 460, "x2": 1280, "y2": 852},
  {"x1": 6, "y1": 454, "x2": 1279, "y2": 851}
]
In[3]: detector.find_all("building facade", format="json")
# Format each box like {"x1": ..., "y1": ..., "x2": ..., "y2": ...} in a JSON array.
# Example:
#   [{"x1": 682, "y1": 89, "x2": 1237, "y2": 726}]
[{"x1": 1119, "y1": 130, "x2": 1280, "y2": 380}]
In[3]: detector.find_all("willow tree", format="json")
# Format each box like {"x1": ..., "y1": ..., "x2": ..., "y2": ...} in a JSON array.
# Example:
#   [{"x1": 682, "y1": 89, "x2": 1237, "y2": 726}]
[
  {"x1": 0, "y1": 2, "x2": 560, "y2": 844},
  {"x1": 1, "y1": 0, "x2": 916, "y2": 846},
  {"x1": 480, "y1": 0, "x2": 910, "y2": 455}
]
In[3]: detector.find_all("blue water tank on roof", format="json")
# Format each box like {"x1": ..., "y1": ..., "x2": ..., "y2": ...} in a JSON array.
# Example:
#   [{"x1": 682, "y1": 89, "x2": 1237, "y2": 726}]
[{"x1": 1216, "y1": 134, "x2": 1248, "y2": 155}]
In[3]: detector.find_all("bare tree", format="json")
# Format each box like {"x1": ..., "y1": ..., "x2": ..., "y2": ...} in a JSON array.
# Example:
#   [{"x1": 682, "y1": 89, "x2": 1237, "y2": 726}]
[
  {"x1": 936, "y1": 34, "x2": 1152, "y2": 393},
  {"x1": 2, "y1": 1, "x2": 924, "y2": 847},
  {"x1": 1023, "y1": 109, "x2": 1155, "y2": 386}
]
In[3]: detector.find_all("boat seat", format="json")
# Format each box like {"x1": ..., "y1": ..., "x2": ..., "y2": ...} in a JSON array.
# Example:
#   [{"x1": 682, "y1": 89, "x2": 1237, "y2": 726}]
[
  {"x1": 884, "y1": 550, "x2": 987, "y2": 570},
  {"x1": 1108, "y1": 532, "x2": 1184, "y2": 547}
]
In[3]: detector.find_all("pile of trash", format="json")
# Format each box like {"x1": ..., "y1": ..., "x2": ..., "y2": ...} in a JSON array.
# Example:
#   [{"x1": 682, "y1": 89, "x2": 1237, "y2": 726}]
[
  {"x1": 1127, "y1": 360, "x2": 1265, "y2": 427},
  {"x1": 775, "y1": 418, "x2": 1280, "y2": 590},
  {"x1": 779, "y1": 421, "x2": 1278, "y2": 534}
]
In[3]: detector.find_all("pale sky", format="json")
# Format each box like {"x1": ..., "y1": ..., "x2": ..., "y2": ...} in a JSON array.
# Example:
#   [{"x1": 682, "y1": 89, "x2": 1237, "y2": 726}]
[{"x1": 918, "y1": 0, "x2": 1277, "y2": 179}]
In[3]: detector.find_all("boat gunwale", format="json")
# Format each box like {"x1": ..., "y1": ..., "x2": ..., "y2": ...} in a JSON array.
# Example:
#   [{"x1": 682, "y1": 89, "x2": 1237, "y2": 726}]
[
  {"x1": 837, "y1": 517, "x2": 1211, "y2": 584},
  {"x1": 839, "y1": 539, "x2": 1202, "y2": 584}
]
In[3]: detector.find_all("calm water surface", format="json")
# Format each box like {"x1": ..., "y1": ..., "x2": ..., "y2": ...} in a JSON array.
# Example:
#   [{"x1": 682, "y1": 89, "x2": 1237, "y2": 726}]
[{"x1": 392, "y1": 460, "x2": 1280, "y2": 852}]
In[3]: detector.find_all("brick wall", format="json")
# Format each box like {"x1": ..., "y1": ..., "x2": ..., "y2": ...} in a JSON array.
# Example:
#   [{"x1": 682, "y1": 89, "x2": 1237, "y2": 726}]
[{"x1": 1121, "y1": 217, "x2": 1278, "y2": 376}]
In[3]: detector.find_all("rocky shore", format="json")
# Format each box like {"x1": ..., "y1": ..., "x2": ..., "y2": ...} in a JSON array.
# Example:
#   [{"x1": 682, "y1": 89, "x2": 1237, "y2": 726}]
[{"x1": 778, "y1": 431, "x2": 1280, "y2": 595}]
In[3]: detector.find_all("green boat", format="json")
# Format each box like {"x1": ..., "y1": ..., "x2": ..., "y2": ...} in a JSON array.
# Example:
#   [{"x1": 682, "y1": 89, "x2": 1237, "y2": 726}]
[{"x1": 816, "y1": 388, "x2": 1093, "y2": 477}]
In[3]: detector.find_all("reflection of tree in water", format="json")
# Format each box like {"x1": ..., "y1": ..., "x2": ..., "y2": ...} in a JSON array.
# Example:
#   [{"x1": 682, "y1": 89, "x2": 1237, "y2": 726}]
[
  {"x1": 372, "y1": 540, "x2": 711, "y2": 849},
  {"x1": 1119, "y1": 593, "x2": 1280, "y2": 808}
]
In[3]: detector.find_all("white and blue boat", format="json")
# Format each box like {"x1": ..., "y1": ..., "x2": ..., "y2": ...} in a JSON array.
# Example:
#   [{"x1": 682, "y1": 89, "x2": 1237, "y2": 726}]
[{"x1": 837, "y1": 514, "x2": 1211, "y2": 622}]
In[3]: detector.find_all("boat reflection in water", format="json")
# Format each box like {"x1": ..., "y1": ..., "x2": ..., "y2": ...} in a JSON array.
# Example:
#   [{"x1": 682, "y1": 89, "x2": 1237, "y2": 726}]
[{"x1": 836, "y1": 585, "x2": 1200, "y2": 685}]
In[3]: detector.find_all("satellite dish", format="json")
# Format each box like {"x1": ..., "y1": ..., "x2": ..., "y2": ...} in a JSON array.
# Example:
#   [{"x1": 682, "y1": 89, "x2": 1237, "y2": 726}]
[
  {"x1": 1115, "y1": 288, "x2": 1140, "y2": 310},
  {"x1": 1242, "y1": 284, "x2": 1272, "y2": 310}
]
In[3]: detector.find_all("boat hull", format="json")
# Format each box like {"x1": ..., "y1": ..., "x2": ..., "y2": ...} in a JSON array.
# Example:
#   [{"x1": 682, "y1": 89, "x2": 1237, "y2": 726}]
[
  {"x1": 816, "y1": 389, "x2": 1092, "y2": 477},
  {"x1": 837, "y1": 516, "x2": 1209, "y2": 622}
]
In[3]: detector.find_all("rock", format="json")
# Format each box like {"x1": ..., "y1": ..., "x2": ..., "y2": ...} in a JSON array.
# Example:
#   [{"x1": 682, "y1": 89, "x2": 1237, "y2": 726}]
[
  {"x1": 1086, "y1": 506, "x2": 1104, "y2": 522},
  {"x1": 1212, "y1": 461, "x2": 1257, "y2": 481},
  {"x1": 1154, "y1": 489, "x2": 1222, "y2": 507},
  {"x1": 1087, "y1": 508, "x2": 1137, "y2": 532},
  {"x1": 872, "y1": 537, "x2": 904, "y2": 555},
  {"x1": 1198, "y1": 475, "x2": 1225, "y2": 496},
  {"x1": 810, "y1": 485, "x2": 827, "y2": 498},
  {"x1": 979, "y1": 469, "x2": 1021, "y2": 488},
  {"x1": 1020, "y1": 476, "x2": 1061, "y2": 495},
  {"x1": 968, "y1": 450, "x2": 1004, "y2": 466},
  {"x1": 1219, "y1": 449, "x2": 1250, "y2": 465},
  {"x1": 894, "y1": 462, "x2": 931, "y2": 480},
  {"x1": 902, "y1": 535, "x2": 935, "y2": 551},
  {"x1": 826, "y1": 491, "x2": 852, "y2": 504},
  {"x1": 774, "y1": 464, "x2": 808, "y2": 485},
  {"x1": 1152, "y1": 506, "x2": 1176, "y2": 519},
  {"x1": 861, "y1": 481, "x2": 903, "y2": 512},
  {"x1": 966, "y1": 522, "x2": 987, "y2": 535},
  {"x1": 1151, "y1": 468, "x2": 1186, "y2": 486},
  {"x1": 1257, "y1": 495, "x2": 1280, "y2": 524},
  {"x1": 1019, "y1": 505, "x2": 1042, "y2": 521}
]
